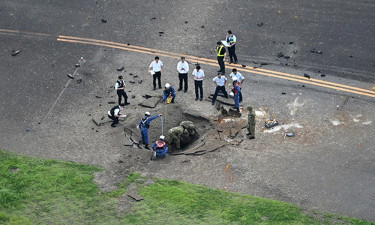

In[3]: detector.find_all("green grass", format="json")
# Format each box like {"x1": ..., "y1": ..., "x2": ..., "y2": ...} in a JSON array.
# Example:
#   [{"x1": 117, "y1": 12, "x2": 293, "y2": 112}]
[{"x1": 0, "y1": 150, "x2": 373, "y2": 225}]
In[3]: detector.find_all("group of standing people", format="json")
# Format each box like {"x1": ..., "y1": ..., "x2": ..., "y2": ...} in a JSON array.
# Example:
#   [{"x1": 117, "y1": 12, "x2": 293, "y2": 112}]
[{"x1": 107, "y1": 30, "x2": 241, "y2": 158}]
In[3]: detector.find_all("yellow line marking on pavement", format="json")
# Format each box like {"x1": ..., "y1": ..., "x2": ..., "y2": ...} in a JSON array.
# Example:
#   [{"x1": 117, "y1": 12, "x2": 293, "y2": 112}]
[
  {"x1": 57, "y1": 37, "x2": 375, "y2": 98},
  {"x1": 58, "y1": 35, "x2": 375, "y2": 96},
  {"x1": 0, "y1": 28, "x2": 373, "y2": 98}
]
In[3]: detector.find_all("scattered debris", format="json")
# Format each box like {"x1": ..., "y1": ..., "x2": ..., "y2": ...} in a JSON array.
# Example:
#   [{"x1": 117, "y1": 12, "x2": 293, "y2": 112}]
[
  {"x1": 349, "y1": 55, "x2": 353, "y2": 58},
  {"x1": 138, "y1": 96, "x2": 161, "y2": 108},
  {"x1": 67, "y1": 74, "x2": 74, "y2": 79},
  {"x1": 282, "y1": 92, "x2": 286, "y2": 95},
  {"x1": 131, "y1": 95, "x2": 136, "y2": 99},
  {"x1": 201, "y1": 25, "x2": 205, "y2": 28},
  {"x1": 129, "y1": 73, "x2": 133, "y2": 76},
  {"x1": 108, "y1": 101, "x2": 116, "y2": 104},
  {"x1": 257, "y1": 22, "x2": 263, "y2": 27},
  {"x1": 284, "y1": 56, "x2": 290, "y2": 59},
  {"x1": 265, "y1": 119, "x2": 278, "y2": 128},
  {"x1": 302, "y1": 85, "x2": 305, "y2": 87},
  {"x1": 150, "y1": 17, "x2": 156, "y2": 20},
  {"x1": 129, "y1": 81, "x2": 135, "y2": 84},
  {"x1": 241, "y1": 64, "x2": 246, "y2": 68},
  {"x1": 95, "y1": 96, "x2": 102, "y2": 98},
  {"x1": 185, "y1": 21, "x2": 188, "y2": 24},
  {"x1": 181, "y1": 159, "x2": 190, "y2": 163},
  {"x1": 286, "y1": 132, "x2": 295, "y2": 137},
  {"x1": 260, "y1": 62, "x2": 268, "y2": 66},
  {"x1": 101, "y1": 18, "x2": 107, "y2": 23},
  {"x1": 128, "y1": 192, "x2": 143, "y2": 201},
  {"x1": 75, "y1": 64, "x2": 80, "y2": 67},
  {"x1": 320, "y1": 73, "x2": 326, "y2": 77},
  {"x1": 76, "y1": 78, "x2": 82, "y2": 83},
  {"x1": 159, "y1": 31, "x2": 164, "y2": 34},
  {"x1": 138, "y1": 80, "x2": 143, "y2": 84},
  {"x1": 264, "y1": 123, "x2": 303, "y2": 133},
  {"x1": 8, "y1": 166, "x2": 19, "y2": 173},
  {"x1": 311, "y1": 48, "x2": 323, "y2": 54},
  {"x1": 304, "y1": 73, "x2": 311, "y2": 79},
  {"x1": 11, "y1": 50, "x2": 20, "y2": 56},
  {"x1": 117, "y1": 66, "x2": 124, "y2": 71},
  {"x1": 293, "y1": 50, "x2": 298, "y2": 54},
  {"x1": 277, "y1": 52, "x2": 284, "y2": 58},
  {"x1": 289, "y1": 41, "x2": 294, "y2": 44}
]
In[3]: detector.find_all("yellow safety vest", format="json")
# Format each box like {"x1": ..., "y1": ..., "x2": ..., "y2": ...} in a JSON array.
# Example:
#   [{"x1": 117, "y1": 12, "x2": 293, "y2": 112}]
[{"x1": 216, "y1": 46, "x2": 225, "y2": 57}]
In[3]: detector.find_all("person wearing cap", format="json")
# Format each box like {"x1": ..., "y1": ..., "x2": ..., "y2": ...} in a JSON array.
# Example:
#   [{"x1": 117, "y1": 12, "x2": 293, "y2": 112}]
[
  {"x1": 151, "y1": 135, "x2": 169, "y2": 158},
  {"x1": 115, "y1": 75, "x2": 129, "y2": 105},
  {"x1": 211, "y1": 72, "x2": 228, "y2": 105},
  {"x1": 226, "y1": 30, "x2": 238, "y2": 64},
  {"x1": 215, "y1": 41, "x2": 226, "y2": 74},
  {"x1": 163, "y1": 83, "x2": 176, "y2": 103},
  {"x1": 138, "y1": 112, "x2": 162, "y2": 149},
  {"x1": 148, "y1": 56, "x2": 163, "y2": 91},
  {"x1": 192, "y1": 65, "x2": 205, "y2": 101},
  {"x1": 229, "y1": 68, "x2": 244, "y2": 102},
  {"x1": 108, "y1": 103, "x2": 126, "y2": 127},
  {"x1": 177, "y1": 57, "x2": 189, "y2": 92},
  {"x1": 231, "y1": 77, "x2": 241, "y2": 111}
]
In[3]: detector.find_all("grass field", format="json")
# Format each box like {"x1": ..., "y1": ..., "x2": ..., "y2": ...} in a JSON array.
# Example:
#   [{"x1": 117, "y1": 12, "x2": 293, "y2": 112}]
[{"x1": 0, "y1": 150, "x2": 373, "y2": 225}]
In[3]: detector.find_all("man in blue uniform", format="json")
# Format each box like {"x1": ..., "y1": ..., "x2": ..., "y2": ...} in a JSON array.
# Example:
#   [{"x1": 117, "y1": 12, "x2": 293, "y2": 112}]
[
  {"x1": 138, "y1": 112, "x2": 162, "y2": 149},
  {"x1": 232, "y1": 77, "x2": 241, "y2": 111},
  {"x1": 162, "y1": 83, "x2": 176, "y2": 103},
  {"x1": 151, "y1": 135, "x2": 169, "y2": 158}
]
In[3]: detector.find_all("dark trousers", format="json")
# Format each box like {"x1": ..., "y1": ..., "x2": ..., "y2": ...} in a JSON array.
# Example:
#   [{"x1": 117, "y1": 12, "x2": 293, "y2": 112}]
[
  {"x1": 228, "y1": 45, "x2": 237, "y2": 63},
  {"x1": 212, "y1": 86, "x2": 228, "y2": 104},
  {"x1": 217, "y1": 56, "x2": 225, "y2": 73},
  {"x1": 239, "y1": 92, "x2": 243, "y2": 102},
  {"x1": 117, "y1": 90, "x2": 128, "y2": 105},
  {"x1": 178, "y1": 73, "x2": 188, "y2": 91},
  {"x1": 194, "y1": 80, "x2": 203, "y2": 100},
  {"x1": 153, "y1": 71, "x2": 162, "y2": 89},
  {"x1": 108, "y1": 115, "x2": 119, "y2": 127}
]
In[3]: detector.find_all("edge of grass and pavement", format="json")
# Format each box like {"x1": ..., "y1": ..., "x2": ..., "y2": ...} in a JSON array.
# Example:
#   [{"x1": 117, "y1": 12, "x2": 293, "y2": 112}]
[{"x1": 0, "y1": 150, "x2": 373, "y2": 225}]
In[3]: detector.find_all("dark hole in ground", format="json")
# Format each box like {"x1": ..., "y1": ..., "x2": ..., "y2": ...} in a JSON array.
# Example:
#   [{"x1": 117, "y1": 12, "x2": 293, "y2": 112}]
[{"x1": 132, "y1": 105, "x2": 212, "y2": 151}]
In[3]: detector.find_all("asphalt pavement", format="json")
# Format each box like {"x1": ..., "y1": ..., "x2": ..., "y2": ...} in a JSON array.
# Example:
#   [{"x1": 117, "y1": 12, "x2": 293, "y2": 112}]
[{"x1": 0, "y1": 0, "x2": 374, "y2": 222}]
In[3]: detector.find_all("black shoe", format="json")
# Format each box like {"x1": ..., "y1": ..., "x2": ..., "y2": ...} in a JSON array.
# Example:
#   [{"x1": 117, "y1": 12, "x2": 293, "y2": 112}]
[
  {"x1": 153, "y1": 87, "x2": 156, "y2": 91},
  {"x1": 159, "y1": 87, "x2": 162, "y2": 89},
  {"x1": 111, "y1": 124, "x2": 116, "y2": 128},
  {"x1": 145, "y1": 145, "x2": 150, "y2": 150},
  {"x1": 217, "y1": 70, "x2": 222, "y2": 72},
  {"x1": 178, "y1": 88, "x2": 182, "y2": 91},
  {"x1": 125, "y1": 102, "x2": 130, "y2": 105},
  {"x1": 211, "y1": 102, "x2": 215, "y2": 105},
  {"x1": 200, "y1": 98, "x2": 203, "y2": 101},
  {"x1": 235, "y1": 61, "x2": 238, "y2": 64},
  {"x1": 184, "y1": 90, "x2": 187, "y2": 93},
  {"x1": 195, "y1": 98, "x2": 198, "y2": 101}
]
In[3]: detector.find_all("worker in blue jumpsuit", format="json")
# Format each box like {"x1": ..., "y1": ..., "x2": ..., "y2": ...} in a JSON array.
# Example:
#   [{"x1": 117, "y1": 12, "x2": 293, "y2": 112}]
[
  {"x1": 138, "y1": 112, "x2": 162, "y2": 149},
  {"x1": 232, "y1": 77, "x2": 241, "y2": 111},
  {"x1": 151, "y1": 135, "x2": 169, "y2": 159},
  {"x1": 162, "y1": 83, "x2": 176, "y2": 103}
]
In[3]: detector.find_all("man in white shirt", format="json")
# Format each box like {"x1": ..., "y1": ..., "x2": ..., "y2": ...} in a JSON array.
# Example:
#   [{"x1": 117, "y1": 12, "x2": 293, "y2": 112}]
[
  {"x1": 192, "y1": 65, "x2": 204, "y2": 101},
  {"x1": 108, "y1": 103, "x2": 126, "y2": 127},
  {"x1": 212, "y1": 72, "x2": 228, "y2": 105},
  {"x1": 229, "y1": 68, "x2": 244, "y2": 84},
  {"x1": 226, "y1": 30, "x2": 238, "y2": 64},
  {"x1": 148, "y1": 56, "x2": 163, "y2": 90},
  {"x1": 229, "y1": 68, "x2": 244, "y2": 102},
  {"x1": 177, "y1": 56, "x2": 189, "y2": 92}
]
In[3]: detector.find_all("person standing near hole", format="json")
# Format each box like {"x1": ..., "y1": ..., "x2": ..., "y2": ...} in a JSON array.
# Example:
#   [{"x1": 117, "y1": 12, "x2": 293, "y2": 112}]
[
  {"x1": 115, "y1": 76, "x2": 129, "y2": 105},
  {"x1": 138, "y1": 112, "x2": 162, "y2": 149},
  {"x1": 192, "y1": 65, "x2": 205, "y2": 101},
  {"x1": 177, "y1": 57, "x2": 189, "y2": 92},
  {"x1": 211, "y1": 72, "x2": 228, "y2": 105},
  {"x1": 148, "y1": 56, "x2": 163, "y2": 91},
  {"x1": 229, "y1": 68, "x2": 244, "y2": 102},
  {"x1": 216, "y1": 41, "x2": 226, "y2": 74}
]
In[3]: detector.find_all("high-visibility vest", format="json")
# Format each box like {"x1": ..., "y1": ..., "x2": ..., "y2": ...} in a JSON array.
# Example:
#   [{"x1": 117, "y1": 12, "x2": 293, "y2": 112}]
[
  {"x1": 216, "y1": 46, "x2": 225, "y2": 57},
  {"x1": 227, "y1": 35, "x2": 235, "y2": 45},
  {"x1": 155, "y1": 141, "x2": 166, "y2": 150}
]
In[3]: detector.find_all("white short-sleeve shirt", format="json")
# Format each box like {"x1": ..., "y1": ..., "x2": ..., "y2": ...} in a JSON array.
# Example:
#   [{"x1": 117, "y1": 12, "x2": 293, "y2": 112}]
[
  {"x1": 213, "y1": 76, "x2": 227, "y2": 86},
  {"x1": 149, "y1": 60, "x2": 163, "y2": 72},
  {"x1": 230, "y1": 72, "x2": 244, "y2": 83},
  {"x1": 192, "y1": 69, "x2": 204, "y2": 81}
]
